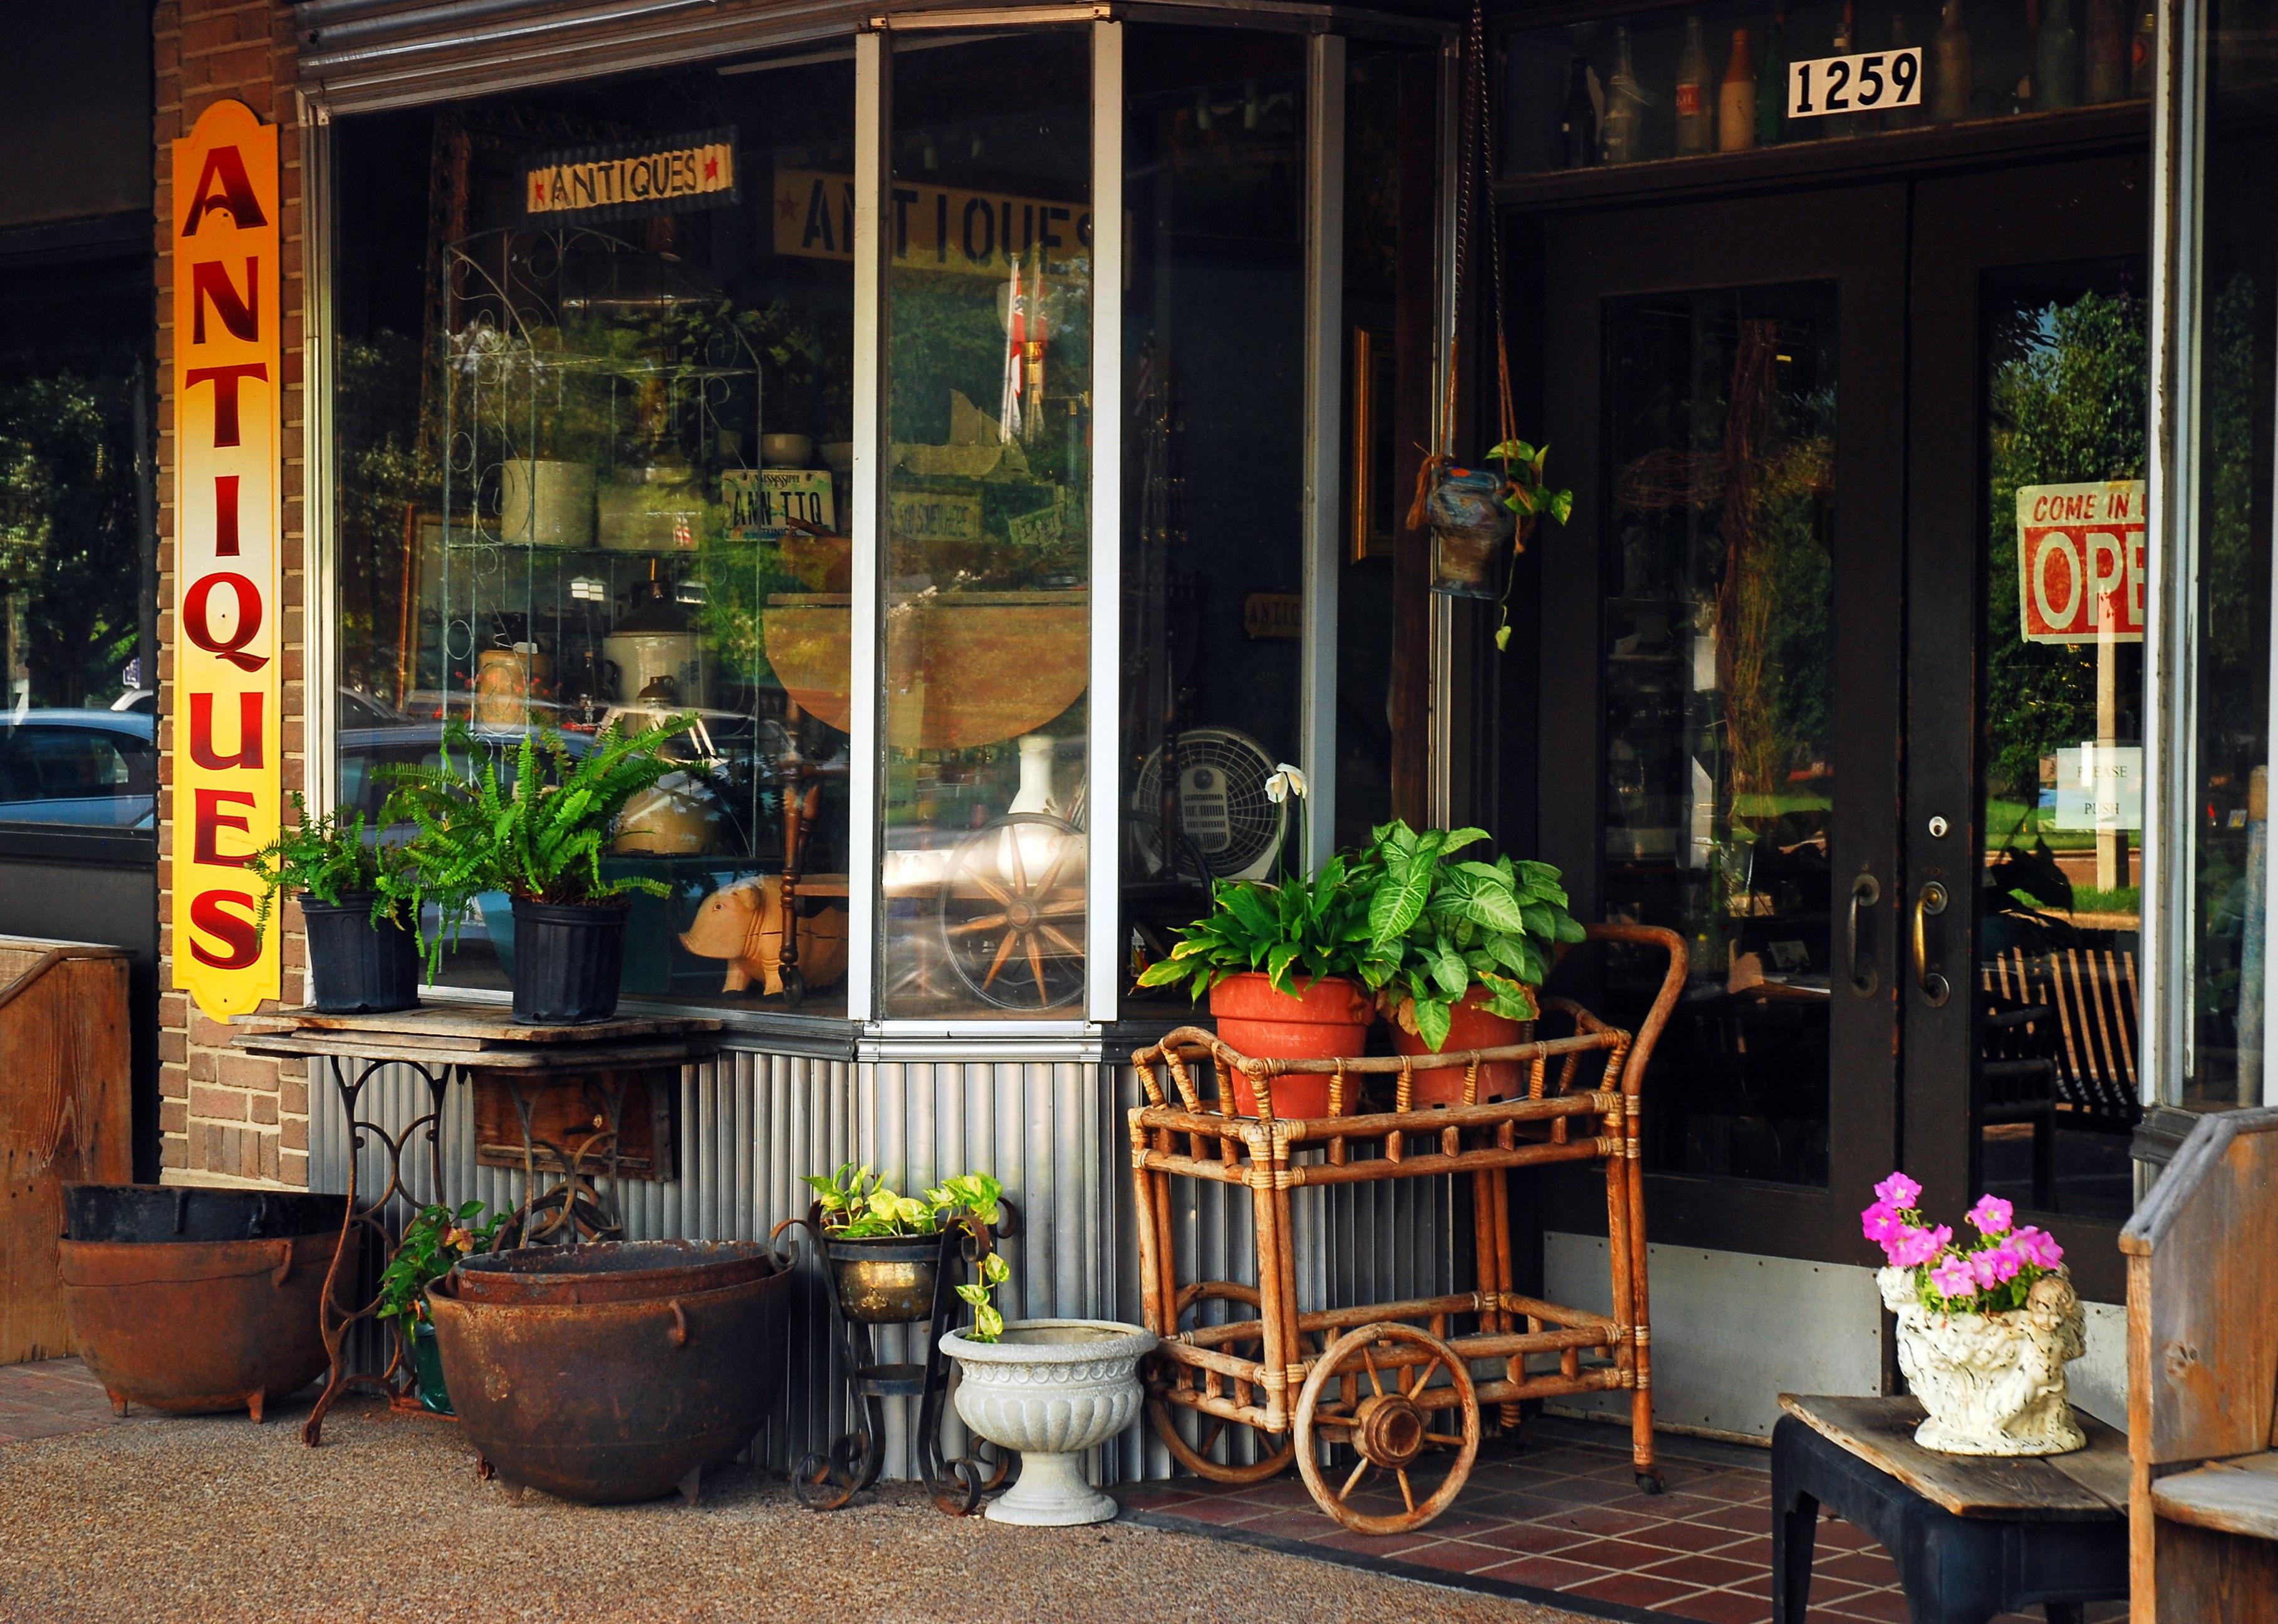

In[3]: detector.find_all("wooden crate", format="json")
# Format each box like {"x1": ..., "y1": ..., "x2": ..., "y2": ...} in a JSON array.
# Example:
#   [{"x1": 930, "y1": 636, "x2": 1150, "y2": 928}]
[
  {"x1": 471, "y1": 1067, "x2": 677, "y2": 1181},
  {"x1": 0, "y1": 939, "x2": 132, "y2": 1365}
]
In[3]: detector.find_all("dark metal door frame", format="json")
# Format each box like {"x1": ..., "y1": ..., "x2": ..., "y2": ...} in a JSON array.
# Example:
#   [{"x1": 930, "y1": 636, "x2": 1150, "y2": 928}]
[
  {"x1": 1903, "y1": 153, "x2": 2151, "y2": 1306},
  {"x1": 1536, "y1": 184, "x2": 1908, "y2": 1264}
]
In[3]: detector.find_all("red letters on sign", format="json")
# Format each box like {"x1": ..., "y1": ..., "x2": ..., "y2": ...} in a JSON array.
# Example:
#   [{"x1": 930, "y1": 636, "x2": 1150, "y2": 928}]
[
  {"x1": 188, "y1": 890, "x2": 262, "y2": 969},
  {"x1": 192, "y1": 787, "x2": 257, "y2": 867},
  {"x1": 182, "y1": 571, "x2": 268, "y2": 672},
  {"x1": 189, "y1": 691, "x2": 263, "y2": 771},
  {"x1": 182, "y1": 362, "x2": 268, "y2": 447}
]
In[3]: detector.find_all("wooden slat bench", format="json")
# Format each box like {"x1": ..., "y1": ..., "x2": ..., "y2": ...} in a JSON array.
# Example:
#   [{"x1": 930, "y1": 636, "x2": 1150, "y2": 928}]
[{"x1": 2121, "y1": 1105, "x2": 2278, "y2": 1623}]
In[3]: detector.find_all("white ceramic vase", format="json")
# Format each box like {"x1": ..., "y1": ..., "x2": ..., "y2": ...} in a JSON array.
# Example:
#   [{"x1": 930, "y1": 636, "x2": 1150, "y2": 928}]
[
  {"x1": 941, "y1": 1318, "x2": 1156, "y2": 1526},
  {"x1": 1878, "y1": 1266, "x2": 2088, "y2": 1456}
]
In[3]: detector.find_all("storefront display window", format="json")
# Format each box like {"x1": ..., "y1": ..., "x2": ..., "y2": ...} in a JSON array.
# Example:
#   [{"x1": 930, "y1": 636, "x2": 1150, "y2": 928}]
[
  {"x1": 877, "y1": 32, "x2": 1093, "y2": 1018},
  {"x1": 2173, "y1": 0, "x2": 2278, "y2": 1111},
  {"x1": 1504, "y1": 0, "x2": 2154, "y2": 178},
  {"x1": 0, "y1": 263, "x2": 155, "y2": 831},
  {"x1": 332, "y1": 55, "x2": 856, "y2": 1013}
]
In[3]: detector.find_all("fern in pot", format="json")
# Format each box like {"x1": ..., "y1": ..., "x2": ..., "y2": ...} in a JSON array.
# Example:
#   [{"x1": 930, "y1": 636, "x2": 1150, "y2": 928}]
[
  {"x1": 1350, "y1": 821, "x2": 1584, "y2": 1106},
  {"x1": 246, "y1": 794, "x2": 422, "y2": 1014},
  {"x1": 382, "y1": 716, "x2": 702, "y2": 1024}
]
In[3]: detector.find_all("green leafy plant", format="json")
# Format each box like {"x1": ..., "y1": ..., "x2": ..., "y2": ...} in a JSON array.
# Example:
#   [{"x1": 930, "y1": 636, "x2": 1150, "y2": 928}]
[
  {"x1": 1349, "y1": 820, "x2": 1585, "y2": 1053},
  {"x1": 803, "y1": 1164, "x2": 1013, "y2": 1340},
  {"x1": 244, "y1": 791, "x2": 417, "y2": 937},
  {"x1": 377, "y1": 1199, "x2": 507, "y2": 1340},
  {"x1": 1133, "y1": 854, "x2": 1379, "y2": 1001},
  {"x1": 380, "y1": 716, "x2": 705, "y2": 967},
  {"x1": 1486, "y1": 437, "x2": 1574, "y2": 653}
]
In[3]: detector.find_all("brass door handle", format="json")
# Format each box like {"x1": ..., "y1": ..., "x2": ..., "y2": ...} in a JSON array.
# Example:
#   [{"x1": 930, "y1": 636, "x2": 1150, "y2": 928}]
[
  {"x1": 1848, "y1": 872, "x2": 1881, "y2": 996},
  {"x1": 1913, "y1": 880, "x2": 1950, "y2": 1007}
]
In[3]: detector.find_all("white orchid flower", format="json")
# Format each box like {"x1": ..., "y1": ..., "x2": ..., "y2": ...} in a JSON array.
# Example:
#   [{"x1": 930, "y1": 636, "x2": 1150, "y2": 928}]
[{"x1": 1264, "y1": 763, "x2": 1309, "y2": 804}]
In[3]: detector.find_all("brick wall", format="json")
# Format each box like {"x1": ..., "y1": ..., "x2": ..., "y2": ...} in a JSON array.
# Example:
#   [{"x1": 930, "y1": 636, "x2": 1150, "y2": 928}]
[{"x1": 155, "y1": 0, "x2": 309, "y2": 1189}]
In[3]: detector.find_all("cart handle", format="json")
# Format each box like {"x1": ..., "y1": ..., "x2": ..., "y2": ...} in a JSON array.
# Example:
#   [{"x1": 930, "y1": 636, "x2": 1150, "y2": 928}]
[{"x1": 1577, "y1": 922, "x2": 1688, "y2": 1101}]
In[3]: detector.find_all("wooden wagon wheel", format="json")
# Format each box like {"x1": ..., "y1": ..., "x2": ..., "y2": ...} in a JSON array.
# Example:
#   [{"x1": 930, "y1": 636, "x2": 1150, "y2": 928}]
[
  {"x1": 936, "y1": 813, "x2": 1086, "y2": 1011},
  {"x1": 1293, "y1": 1323, "x2": 1481, "y2": 1534},
  {"x1": 1146, "y1": 1282, "x2": 1308, "y2": 1484}
]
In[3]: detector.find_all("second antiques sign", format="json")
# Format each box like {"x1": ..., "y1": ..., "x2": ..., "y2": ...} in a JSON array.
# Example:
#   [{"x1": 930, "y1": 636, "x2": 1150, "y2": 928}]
[{"x1": 173, "y1": 99, "x2": 283, "y2": 1020}]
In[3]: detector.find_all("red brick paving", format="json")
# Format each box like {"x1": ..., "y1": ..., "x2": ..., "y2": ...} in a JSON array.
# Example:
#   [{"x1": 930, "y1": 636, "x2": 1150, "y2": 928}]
[
  {"x1": 0, "y1": 1358, "x2": 122, "y2": 1444},
  {"x1": 1116, "y1": 1417, "x2": 2128, "y2": 1624}
]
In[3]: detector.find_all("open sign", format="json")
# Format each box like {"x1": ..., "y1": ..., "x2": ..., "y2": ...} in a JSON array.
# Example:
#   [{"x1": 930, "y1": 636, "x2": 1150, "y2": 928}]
[{"x1": 2015, "y1": 481, "x2": 2147, "y2": 645}]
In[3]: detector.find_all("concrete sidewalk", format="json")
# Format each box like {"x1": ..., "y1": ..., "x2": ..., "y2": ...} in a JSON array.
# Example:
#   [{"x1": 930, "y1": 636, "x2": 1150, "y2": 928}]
[{"x1": 0, "y1": 1360, "x2": 1591, "y2": 1624}]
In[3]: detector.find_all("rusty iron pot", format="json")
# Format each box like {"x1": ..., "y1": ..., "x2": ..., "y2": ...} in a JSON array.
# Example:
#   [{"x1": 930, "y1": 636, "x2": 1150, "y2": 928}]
[
  {"x1": 454, "y1": 1239, "x2": 776, "y2": 1306},
  {"x1": 821, "y1": 1232, "x2": 942, "y2": 1324},
  {"x1": 428, "y1": 1240, "x2": 791, "y2": 1505},
  {"x1": 58, "y1": 1185, "x2": 352, "y2": 1422},
  {"x1": 64, "y1": 1182, "x2": 346, "y2": 1244}
]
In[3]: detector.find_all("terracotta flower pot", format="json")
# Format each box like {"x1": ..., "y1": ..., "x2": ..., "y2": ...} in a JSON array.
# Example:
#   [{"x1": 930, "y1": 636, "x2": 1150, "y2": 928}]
[
  {"x1": 1390, "y1": 988, "x2": 1534, "y2": 1105},
  {"x1": 1207, "y1": 972, "x2": 1371, "y2": 1118}
]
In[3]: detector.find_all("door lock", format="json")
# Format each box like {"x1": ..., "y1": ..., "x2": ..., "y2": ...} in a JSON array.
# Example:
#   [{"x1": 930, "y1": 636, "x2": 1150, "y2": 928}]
[{"x1": 1913, "y1": 880, "x2": 1951, "y2": 1007}]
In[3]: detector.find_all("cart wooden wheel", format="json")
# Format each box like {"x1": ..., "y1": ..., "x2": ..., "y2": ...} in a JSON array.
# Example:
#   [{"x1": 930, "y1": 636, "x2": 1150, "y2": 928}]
[
  {"x1": 1293, "y1": 1322, "x2": 1481, "y2": 1534},
  {"x1": 937, "y1": 813, "x2": 1086, "y2": 1011},
  {"x1": 1147, "y1": 1282, "x2": 1301, "y2": 1484}
]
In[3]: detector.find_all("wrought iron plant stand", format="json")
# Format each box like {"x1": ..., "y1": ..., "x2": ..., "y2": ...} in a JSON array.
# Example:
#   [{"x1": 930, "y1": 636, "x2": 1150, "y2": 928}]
[
  {"x1": 778, "y1": 1199, "x2": 1022, "y2": 1516},
  {"x1": 1128, "y1": 923, "x2": 1685, "y2": 1534},
  {"x1": 236, "y1": 1009, "x2": 719, "y2": 1446}
]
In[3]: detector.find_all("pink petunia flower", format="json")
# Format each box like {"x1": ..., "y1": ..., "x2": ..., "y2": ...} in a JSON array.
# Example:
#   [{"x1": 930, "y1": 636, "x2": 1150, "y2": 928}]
[
  {"x1": 1968, "y1": 1242, "x2": 2022, "y2": 1289},
  {"x1": 1888, "y1": 1223, "x2": 1953, "y2": 1271},
  {"x1": 1861, "y1": 1200, "x2": 1906, "y2": 1246},
  {"x1": 2009, "y1": 1225, "x2": 2064, "y2": 1271},
  {"x1": 1875, "y1": 1171, "x2": 1923, "y2": 1211},
  {"x1": 1967, "y1": 1194, "x2": 2014, "y2": 1236},
  {"x1": 1929, "y1": 1255, "x2": 1977, "y2": 1301}
]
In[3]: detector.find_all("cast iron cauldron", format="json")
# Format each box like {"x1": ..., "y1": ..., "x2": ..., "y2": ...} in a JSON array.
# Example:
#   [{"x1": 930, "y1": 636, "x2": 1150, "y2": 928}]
[
  {"x1": 59, "y1": 1184, "x2": 352, "y2": 1421},
  {"x1": 429, "y1": 1239, "x2": 791, "y2": 1505},
  {"x1": 454, "y1": 1239, "x2": 778, "y2": 1306}
]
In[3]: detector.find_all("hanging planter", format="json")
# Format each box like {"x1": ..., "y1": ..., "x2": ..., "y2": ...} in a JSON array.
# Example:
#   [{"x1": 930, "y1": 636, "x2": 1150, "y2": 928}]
[{"x1": 1425, "y1": 466, "x2": 1516, "y2": 600}]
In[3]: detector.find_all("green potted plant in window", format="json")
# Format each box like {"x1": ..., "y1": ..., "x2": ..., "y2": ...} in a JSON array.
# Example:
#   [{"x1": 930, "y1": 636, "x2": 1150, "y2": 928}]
[
  {"x1": 1136, "y1": 768, "x2": 1384, "y2": 1115},
  {"x1": 1348, "y1": 820, "x2": 1584, "y2": 1105},
  {"x1": 246, "y1": 793, "x2": 422, "y2": 1014},
  {"x1": 377, "y1": 1199, "x2": 508, "y2": 1416},
  {"x1": 381, "y1": 715, "x2": 704, "y2": 1023}
]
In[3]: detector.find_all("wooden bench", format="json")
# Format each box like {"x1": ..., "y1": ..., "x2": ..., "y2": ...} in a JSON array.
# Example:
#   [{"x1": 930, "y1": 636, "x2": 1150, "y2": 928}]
[{"x1": 2121, "y1": 1105, "x2": 2278, "y2": 1623}]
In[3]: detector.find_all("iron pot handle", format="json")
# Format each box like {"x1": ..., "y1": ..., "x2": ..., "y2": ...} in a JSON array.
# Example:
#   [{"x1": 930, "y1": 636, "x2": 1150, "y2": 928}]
[
  {"x1": 269, "y1": 1239, "x2": 295, "y2": 1289},
  {"x1": 668, "y1": 1299, "x2": 690, "y2": 1349}
]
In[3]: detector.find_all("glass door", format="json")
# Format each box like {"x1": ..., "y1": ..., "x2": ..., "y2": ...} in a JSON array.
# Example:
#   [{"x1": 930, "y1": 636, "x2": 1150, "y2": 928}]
[
  {"x1": 1537, "y1": 186, "x2": 1907, "y2": 1259},
  {"x1": 1905, "y1": 154, "x2": 2151, "y2": 1303}
]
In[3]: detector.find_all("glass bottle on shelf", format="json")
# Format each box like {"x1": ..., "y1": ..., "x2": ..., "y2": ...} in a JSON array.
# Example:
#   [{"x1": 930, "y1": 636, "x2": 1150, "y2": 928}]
[
  {"x1": 1561, "y1": 54, "x2": 1601, "y2": 167},
  {"x1": 1932, "y1": 0, "x2": 1975, "y2": 121},
  {"x1": 2130, "y1": 7, "x2": 2156, "y2": 95},
  {"x1": 1603, "y1": 26, "x2": 1649, "y2": 164},
  {"x1": 1888, "y1": 10, "x2": 1927, "y2": 126},
  {"x1": 2084, "y1": 0, "x2": 2128, "y2": 100},
  {"x1": 1676, "y1": 15, "x2": 1715, "y2": 154},
  {"x1": 2036, "y1": 0, "x2": 2082, "y2": 108},
  {"x1": 1826, "y1": 2, "x2": 1859, "y2": 136},
  {"x1": 1757, "y1": 9, "x2": 1791, "y2": 145},
  {"x1": 1719, "y1": 29, "x2": 1758, "y2": 150}
]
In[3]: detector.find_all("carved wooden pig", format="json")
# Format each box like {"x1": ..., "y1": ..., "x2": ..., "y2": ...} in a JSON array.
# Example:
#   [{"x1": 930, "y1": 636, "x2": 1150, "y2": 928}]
[{"x1": 679, "y1": 875, "x2": 849, "y2": 996}]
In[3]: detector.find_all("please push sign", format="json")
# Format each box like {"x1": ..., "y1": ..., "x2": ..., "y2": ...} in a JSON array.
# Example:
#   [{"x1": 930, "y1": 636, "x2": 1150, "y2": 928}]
[
  {"x1": 172, "y1": 100, "x2": 284, "y2": 1019},
  {"x1": 2015, "y1": 480, "x2": 2148, "y2": 645}
]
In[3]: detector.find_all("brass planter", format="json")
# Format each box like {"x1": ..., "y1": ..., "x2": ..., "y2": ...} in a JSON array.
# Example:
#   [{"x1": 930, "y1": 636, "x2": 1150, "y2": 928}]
[{"x1": 822, "y1": 1233, "x2": 942, "y2": 1324}]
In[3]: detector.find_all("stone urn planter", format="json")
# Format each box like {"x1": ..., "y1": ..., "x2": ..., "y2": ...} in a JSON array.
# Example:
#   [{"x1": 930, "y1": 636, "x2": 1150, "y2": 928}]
[
  {"x1": 940, "y1": 1319, "x2": 1156, "y2": 1526},
  {"x1": 1878, "y1": 1266, "x2": 2088, "y2": 1456}
]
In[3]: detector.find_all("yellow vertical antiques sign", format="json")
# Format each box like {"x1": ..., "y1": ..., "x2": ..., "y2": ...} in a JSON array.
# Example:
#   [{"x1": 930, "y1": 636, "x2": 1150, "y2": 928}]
[{"x1": 172, "y1": 100, "x2": 283, "y2": 1020}]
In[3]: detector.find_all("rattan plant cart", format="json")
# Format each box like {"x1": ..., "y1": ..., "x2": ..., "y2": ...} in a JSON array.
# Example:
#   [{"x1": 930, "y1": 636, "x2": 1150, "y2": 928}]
[{"x1": 1128, "y1": 923, "x2": 1685, "y2": 1535}]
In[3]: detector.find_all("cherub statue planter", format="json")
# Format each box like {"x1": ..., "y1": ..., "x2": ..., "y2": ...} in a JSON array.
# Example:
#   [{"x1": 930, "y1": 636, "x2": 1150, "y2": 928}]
[{"x1": 1863, "y1": 1174, "x2": 2087, "y2": 1457}]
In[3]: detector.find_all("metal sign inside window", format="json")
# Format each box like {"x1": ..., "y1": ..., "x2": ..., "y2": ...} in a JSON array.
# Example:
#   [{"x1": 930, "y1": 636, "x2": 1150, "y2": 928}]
[
  {"x1": 1787, "y1": 48, "x2": 1923, "y2": 118},
  {"x1": 525, "y1": 129, "x2": 737, "y2": 224}
]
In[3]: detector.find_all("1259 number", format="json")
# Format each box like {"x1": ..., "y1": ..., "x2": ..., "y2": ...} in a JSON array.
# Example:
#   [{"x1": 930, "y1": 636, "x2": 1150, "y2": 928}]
[{"x1": 1788, "y1": 47, "x2": 1923, "y2": 118}]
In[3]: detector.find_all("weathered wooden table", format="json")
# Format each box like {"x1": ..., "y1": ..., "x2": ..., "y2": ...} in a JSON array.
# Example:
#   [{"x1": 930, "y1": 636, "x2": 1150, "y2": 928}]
[
  {"x1": 1774, "y1": 1393, "x2": 2130, "y2": 1624},
  {"x1": 236, "y1": 1006, "x2": 719, "y2": 1444}
]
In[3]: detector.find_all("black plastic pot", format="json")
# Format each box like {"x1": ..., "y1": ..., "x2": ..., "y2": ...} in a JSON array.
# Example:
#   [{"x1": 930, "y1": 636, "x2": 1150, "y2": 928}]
[
  {"x1": 510, "y1": 897, "x2": 630, "y2": 1024},
  {"x1": 300, "y1": 893, "x2": 420, "y2": 1014}
]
